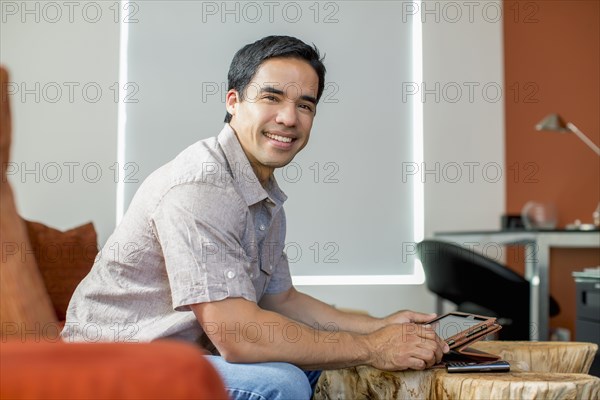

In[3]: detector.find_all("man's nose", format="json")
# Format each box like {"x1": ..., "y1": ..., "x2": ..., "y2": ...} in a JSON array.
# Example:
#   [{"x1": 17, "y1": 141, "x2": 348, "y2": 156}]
[{"x1": 275, "y1": 102, "x2": 297, "y2": 127}]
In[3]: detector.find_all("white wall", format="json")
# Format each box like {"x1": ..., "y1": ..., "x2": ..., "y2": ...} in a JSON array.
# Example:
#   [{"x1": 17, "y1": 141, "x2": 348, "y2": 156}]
[
  {"x1": 123, "y1": 1, "x2": 417, "y2": 279},
  {"x1": 422, "y1": 0, "x2": 506, "y2": 237},
  {"x1": 1, "y1": 1, "x2": 120, "y2": 245},
  {"x1": 1, "y1": 0, "x2": 504, "y2": 318},
  {"x1": 302, "y1": 0, "x2": 506, "y2": 316}
]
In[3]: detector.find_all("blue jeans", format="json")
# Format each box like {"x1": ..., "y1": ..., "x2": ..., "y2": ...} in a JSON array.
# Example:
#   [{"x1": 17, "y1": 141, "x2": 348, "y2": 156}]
[{"x1": 205, "y1": 356, "x2": 322, "y2": 400}]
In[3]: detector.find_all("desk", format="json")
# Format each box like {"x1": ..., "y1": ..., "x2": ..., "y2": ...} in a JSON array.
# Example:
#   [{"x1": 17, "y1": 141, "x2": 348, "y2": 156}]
[{"x1": 433, "y1": 230, "x2": 600, "y2": 340}]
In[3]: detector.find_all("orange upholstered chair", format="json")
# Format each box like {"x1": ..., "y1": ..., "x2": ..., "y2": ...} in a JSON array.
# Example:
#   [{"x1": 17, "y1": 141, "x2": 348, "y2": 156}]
[{"x1": 0, "y1": 66, "x2": 228, "y2": 399}]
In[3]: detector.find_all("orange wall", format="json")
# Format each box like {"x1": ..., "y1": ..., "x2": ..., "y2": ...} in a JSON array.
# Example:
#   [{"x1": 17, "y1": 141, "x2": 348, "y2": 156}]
[
  {"x1": 504, "y1": 0, "x2": 600, "y2": 337},
  {"x1": 504, "y1": 0, "x2": 599, "y2": 226}
]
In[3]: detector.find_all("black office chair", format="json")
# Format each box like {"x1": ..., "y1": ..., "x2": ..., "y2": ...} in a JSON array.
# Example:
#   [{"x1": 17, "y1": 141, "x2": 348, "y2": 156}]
[{"x1": 416, "y1": 240, "x2": 560, "y2": 340}]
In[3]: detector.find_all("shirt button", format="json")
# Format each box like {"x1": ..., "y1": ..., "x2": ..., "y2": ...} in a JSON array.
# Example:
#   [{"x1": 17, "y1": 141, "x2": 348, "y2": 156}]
[
  {"x1": 226, "y1": 270, "x2": 236, "y2": 279},
  {"x1": 269, "y1": 264, "x2": 273, "y2": 272},
  {"x1": 259, "y1": 224, "x2": 266, "y2": 231}
]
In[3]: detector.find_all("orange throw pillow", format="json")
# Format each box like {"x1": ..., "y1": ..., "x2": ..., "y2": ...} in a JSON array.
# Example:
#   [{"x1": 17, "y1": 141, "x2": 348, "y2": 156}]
[{"x1": 24, "y1": 220, "x2": 98, "y2": 320}]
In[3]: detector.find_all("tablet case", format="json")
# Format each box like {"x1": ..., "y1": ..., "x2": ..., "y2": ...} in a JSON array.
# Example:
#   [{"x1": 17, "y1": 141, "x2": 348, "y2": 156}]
[{"x1": 430, "y1": 312, "x2": 503, "y2": 366}]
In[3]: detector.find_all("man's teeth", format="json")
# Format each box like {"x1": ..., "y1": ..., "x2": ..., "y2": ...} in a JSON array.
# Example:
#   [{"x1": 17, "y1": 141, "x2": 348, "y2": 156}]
[{"x1": 265, "y1": 132, "x2": 292, "y2": 143}]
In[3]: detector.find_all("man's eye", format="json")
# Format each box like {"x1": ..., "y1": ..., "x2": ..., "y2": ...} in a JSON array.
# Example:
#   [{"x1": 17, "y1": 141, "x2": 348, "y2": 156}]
[
  {"x1": 264, "y1": 95, "x2": 278, "y2": 102},
  {"x1": 299, "y1": 104, "x2": 314, "y2": 112}
]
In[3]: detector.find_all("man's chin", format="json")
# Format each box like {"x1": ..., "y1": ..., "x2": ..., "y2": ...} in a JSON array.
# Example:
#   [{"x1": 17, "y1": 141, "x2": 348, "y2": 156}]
[
  {"x1": 250, "y1": 158, "x2": 294, "y2": 178},
  {"x1": 257, "y1": 152, "x2": 298, "y2": 168},
  {"x1": 265, "y1": 158, "x2": 296, "y2": 169}
]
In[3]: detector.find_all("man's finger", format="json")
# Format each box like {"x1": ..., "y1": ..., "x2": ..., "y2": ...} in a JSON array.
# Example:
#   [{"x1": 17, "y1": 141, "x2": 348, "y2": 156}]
[
  {"x1": 404, "y1": 311, "x2": 437, "y2": 324},
  {"x1": 410, "y1": 325, "x2": 450, "y2": 355},
  {"x1": 434, "y1": 332, "x2": 450, "y2": 353},
  {"x1": 410, "y1": 324, "x2": 439, "y2": 340},
  {"x1": 412, "y1": 327, "x2": 449, "y2": 362},
  {"x1": 406, "y1": 356, "x2": 427, "y2": 371},
  {"x1": 409, "y1": 346, "x2": 438, "y2": 369}
]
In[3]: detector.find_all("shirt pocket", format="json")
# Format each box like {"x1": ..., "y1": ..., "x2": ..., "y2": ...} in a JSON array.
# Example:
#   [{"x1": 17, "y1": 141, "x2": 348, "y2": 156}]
[
  {"x1": 259, "y1": 261, "x2": 274, "y2": 276},
  {"x1": 259, "y1": 241, "x2": 285, "y2": 276}
]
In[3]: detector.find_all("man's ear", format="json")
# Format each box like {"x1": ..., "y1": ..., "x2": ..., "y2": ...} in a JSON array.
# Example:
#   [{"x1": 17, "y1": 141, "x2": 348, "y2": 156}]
[{"x1": 225, "y1": 89, "x2": 240, "y2": 118}]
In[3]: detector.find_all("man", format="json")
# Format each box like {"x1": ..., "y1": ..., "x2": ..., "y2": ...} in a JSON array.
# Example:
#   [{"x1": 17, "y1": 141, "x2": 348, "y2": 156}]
[{"x1": 62, "y1": 36, "x2": 448, "y2": 399}]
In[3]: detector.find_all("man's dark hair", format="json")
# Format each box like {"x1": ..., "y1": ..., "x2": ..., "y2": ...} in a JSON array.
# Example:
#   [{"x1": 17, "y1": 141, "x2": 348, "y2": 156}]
[{"x1": 224, "y1": 35, "x2": 326, "y2": 123}]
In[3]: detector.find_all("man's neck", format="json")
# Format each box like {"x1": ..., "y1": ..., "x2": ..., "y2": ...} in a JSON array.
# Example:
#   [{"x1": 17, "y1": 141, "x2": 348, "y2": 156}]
[
  {"x1": 251, "y1": 163, "x2": 274, "y2": 188},
  {"x1": 228, "y1": 124, "x2": 274, "y2": 187}
]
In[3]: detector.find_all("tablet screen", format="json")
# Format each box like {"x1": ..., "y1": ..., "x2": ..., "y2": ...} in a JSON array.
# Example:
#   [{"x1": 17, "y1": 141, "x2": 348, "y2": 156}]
[{"x1": 428, "y1": 314, "x2": 486, "y2": 340}]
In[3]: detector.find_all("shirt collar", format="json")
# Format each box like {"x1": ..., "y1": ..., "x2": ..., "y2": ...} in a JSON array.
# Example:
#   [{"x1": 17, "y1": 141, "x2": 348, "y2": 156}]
[{"x1": 218, "y1": 124, "x2": 287, "y2": 207}]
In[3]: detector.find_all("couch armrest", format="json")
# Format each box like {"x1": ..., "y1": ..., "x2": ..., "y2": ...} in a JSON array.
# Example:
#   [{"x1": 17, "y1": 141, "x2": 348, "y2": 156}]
[{"x1": 1, "y1": 340, "x2": 228, "y2": 399}]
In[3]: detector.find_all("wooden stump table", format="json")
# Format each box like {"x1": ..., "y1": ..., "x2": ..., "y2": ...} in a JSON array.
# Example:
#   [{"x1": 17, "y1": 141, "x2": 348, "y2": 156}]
[
  {"x1": 433, "y1": 371, "x2": 599, "y2": 399},
  {"x1": 313, "y1": 342, "x2": 600, "y2": 400}
]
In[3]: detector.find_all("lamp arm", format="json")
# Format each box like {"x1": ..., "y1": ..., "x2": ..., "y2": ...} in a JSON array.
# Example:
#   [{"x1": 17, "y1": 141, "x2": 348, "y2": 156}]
[{"x1": 567, "y1": 122, "x2": 600, "y2": 156}]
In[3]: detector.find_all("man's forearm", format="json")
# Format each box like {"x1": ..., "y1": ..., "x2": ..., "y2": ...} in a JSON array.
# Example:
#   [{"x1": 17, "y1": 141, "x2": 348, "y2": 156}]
[
  {"x1": 194, "y1": 297, "x2": 448, "y2": 371},
  {"x1": 260, "y1": 288, "x2": 386, "y2": 334},
  {"x1": 193, "y1": 298, "x2": 372, "y2": 369}
]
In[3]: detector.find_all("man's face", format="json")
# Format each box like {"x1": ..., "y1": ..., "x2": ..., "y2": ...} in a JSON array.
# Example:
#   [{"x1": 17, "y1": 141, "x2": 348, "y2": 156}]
[{"x1": 226, "y1": 57, "x2": 319, "y2": 182}]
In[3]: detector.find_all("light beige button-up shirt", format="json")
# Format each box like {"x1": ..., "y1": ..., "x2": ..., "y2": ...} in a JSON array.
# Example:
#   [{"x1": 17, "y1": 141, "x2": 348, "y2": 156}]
[{"x1": 62, "y1": 124, "x2": 292, "y2": 343}]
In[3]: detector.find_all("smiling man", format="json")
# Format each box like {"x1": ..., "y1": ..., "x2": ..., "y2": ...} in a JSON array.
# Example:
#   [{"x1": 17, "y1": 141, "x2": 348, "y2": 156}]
[
  {"x1": 226, "y1": 56, "x2": 317, "y2": 181},
  {"x1": 62, "y1": 36, "x2": 448, "y2": 400}
]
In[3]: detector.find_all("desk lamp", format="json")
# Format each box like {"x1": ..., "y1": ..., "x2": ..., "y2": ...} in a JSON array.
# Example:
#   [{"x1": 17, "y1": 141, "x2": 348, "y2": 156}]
[
  {"x1": 535, "y1": 113, "x2": 600, "y2": 155},
  {"x1": 535, "y1": 113, "x2": 600, "y2": 228}
]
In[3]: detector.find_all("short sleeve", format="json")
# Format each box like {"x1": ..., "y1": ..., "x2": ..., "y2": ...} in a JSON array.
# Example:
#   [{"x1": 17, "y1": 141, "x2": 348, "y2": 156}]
[{"x1": 150, "y1": 183, "x2": 256, "y2": 311}]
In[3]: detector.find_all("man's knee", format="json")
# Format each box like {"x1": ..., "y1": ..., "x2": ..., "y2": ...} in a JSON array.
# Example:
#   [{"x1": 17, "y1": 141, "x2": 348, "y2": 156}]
[{"x1": 205, "y1": 357, "x2": 313, "y2": 400}]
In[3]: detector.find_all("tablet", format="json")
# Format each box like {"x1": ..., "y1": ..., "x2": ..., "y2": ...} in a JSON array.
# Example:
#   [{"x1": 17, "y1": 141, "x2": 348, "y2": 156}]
[{"x1": 425, "y1": 312, "x2": 497, "y2": 348}]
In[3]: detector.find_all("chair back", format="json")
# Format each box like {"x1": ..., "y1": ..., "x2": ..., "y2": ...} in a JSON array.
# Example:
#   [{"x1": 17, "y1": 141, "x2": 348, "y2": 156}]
[{"x1": 416, "y1": 240, "x2": 529, "y2": 317}]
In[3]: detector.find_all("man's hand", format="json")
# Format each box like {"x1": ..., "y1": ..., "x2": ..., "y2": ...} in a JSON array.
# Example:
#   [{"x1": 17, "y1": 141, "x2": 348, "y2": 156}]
[
  {"x1": 363, "y1": 323, "x2": 447, "y2": 371},
  {"x1": 383, "y1": 310, "x2": 438, "y2": 325}
]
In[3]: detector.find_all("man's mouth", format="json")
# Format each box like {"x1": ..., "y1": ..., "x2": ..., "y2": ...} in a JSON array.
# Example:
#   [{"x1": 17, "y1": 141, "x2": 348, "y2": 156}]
[{"x1": 264, "y1": 131, "x2": 295, "y2": 143}]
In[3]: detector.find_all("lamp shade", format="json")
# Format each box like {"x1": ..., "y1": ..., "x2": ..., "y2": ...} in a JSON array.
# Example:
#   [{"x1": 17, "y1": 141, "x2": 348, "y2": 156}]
[
  {"x1": 535, "y1": 113, "x2": 570, "y2": 132},
  {"x1": 535, "y1": 113, "x2": 600, "y2": 155}
]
